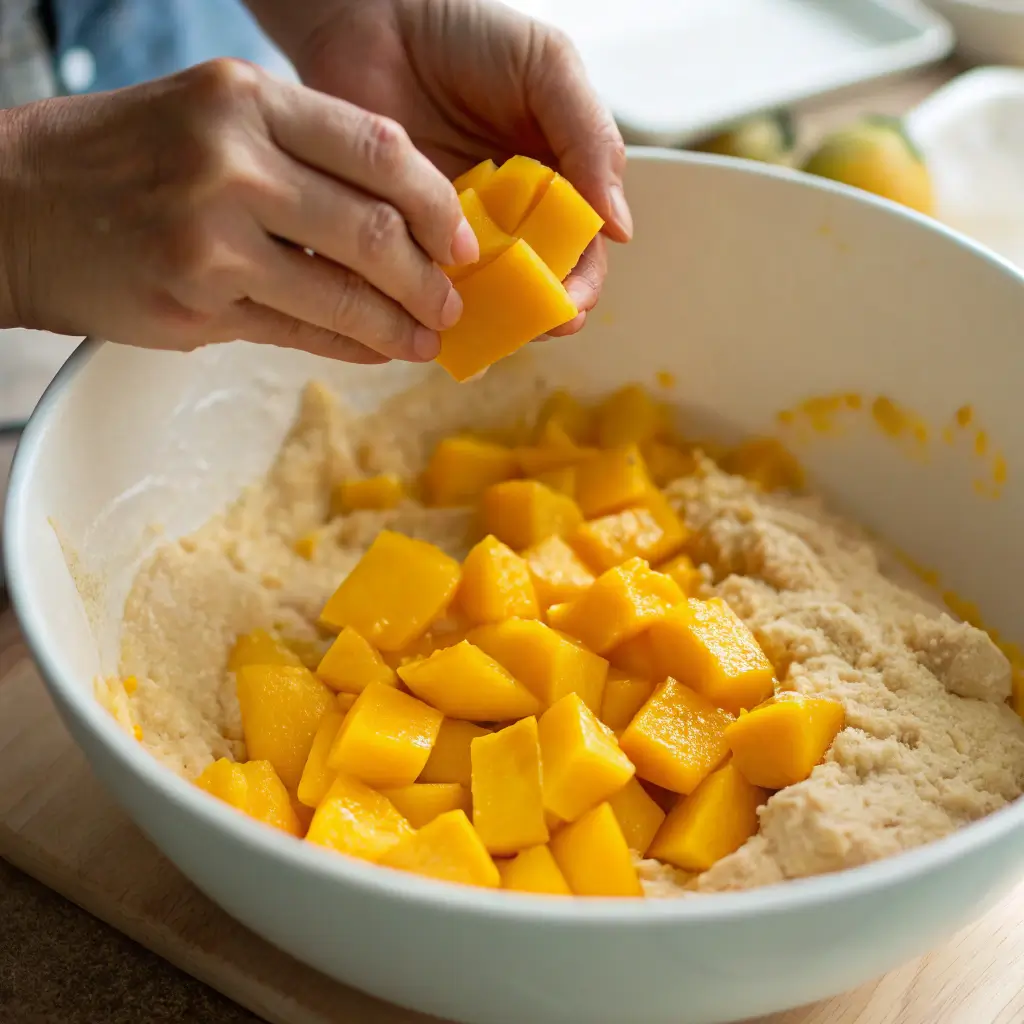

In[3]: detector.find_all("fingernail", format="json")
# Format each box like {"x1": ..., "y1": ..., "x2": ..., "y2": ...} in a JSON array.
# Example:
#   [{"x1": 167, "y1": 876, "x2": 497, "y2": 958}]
[
  {"x1": 413, "y1": 327, "x2": 441, "y2": 361},
  {"x1": 450, "y1": 218, "x2": 480, "y2": 265},
  {"x1": 609, "y1": 184, "x2": 634, "y2": 239},
  {"x1": 439, "y1": 288, "x2": 463, "y2": 330}
]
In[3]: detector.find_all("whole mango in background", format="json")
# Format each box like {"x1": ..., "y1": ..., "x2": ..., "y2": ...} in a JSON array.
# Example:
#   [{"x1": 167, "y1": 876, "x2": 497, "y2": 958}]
[
  {"x1": 802, "y1": 116, "x2": 934, "y2": 216},
  {"x1": 695, "y1": 110, "x2": 797, "y2": 165}
]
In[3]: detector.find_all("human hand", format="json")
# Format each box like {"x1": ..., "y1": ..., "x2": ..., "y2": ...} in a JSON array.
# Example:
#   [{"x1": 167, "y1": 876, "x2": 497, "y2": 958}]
[
  {"x1": 264, "y1": 0, "x2": 631, "y2": 337},
  {"x1": 0, "y1": 59, "x2": 480, "y2": 362}
]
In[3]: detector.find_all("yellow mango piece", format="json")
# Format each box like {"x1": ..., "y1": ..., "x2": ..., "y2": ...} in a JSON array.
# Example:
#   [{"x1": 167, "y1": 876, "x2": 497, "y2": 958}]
[
  {"x1": 196, "y1": 758, "x2": 302, "y2": 835},
  {"x1": 327, "y1": 681, "x2": 443, "y2": 788},
  {"x1": 649, "y1": 763, "x2": 767, "y2": 871},
  {"x1": 443, "y1": 187, "x2": 516, "y2": 282},
  {"x1": 516, "y1": 173, "x2": 604, "y2": 281},
  {"x1": 550, "y1": 802, "x2": 643, "y2": 897},
  {"x1": 294, "y1": 531, "x2": 321, "y2": 562},
  {"x1": 195, "y1": 757, "x2": 250, "y2": 808},
  {"x1": 424, "y1": 435, "x2": 519, "y2": 507},
  {"x1": 648, "y1": 598, "x2": 775, "y2": 716},
  {"x1": 476, "y1": 154, "x2": 555, "y2": 233},
  {"x1": 296, "y1": 711, "x2": 345, "y2": 808},
  {"x1": 535, "y1": 390, "x2": 594, "y2": 445},
  {"x1": 574, "y1": 444, "x2": 654, "y2": 518},
  {"x1": 516, "y1": 435, "x2": 595, "y2": 477},
  {"x1": 336, "y1": 691, "x2": 357, "y2": 716},
  {"x1": 380, "y1": 782, "x2": 470, "y2": 828},
  {"x1": 571, "y1": 493, "x2": 686, "y2": 573},
  {"x1": 722, "y1": 437, "x2": 804, "y2": 492},
  {"x1": 316, "y1": 626, "x2": 397, "y2": 694},
  {"x1": 523, "y1": 535, "x2": 596, "y2": 610},
  {"x1": 467, "y1": 618, "x2": 608, "y2": 712},
  {"x1": 380, "y1": 809, "x2": 500, "y2": 888},
  {"x1": 319, "y1": 530, "x2": 461, "y2": 652},
  {"x1": 437, "y1": 239, "x2": 578, "y2": 382},
  {"x1": 458, "y1": 535, "x2": 539, "y2": 625},
  {"x1": 398, "y1": 641, "x2": 541, "y2": 721},
  {"x1": 418, "y1": 719, "x2": 491, "y2": 785},
  {"x1": 306, "y1": 774, "x2": 413, "y2": 862},
  {"x1": 236, "y1": 664, "x2": 335, "y2": 791},
  {"x1": 619, "y1": 678, "x2": 734, "y2": 795},
  {"x1": 554, "y1": 557, "x2": 684, "y2": 655},
  {"x1": 643, "y1": 441, "x2": 697, "y2": 487},
  {"x1": 600, "y1": 671, "x2": 657, "y2": 734},
  {"x1": 291, "y1": 798, "x2": 314, "y2": 837},
  {"x1": 725, "y1": 691, "x2": 845, "y2": 789},
  {"x1": 595, "y1": 385, "x2": 668, "y2": 449},
  {"x1": 471, "y1": 717, "x2": 549, "y2": 856},
  {"x1": 499, "y1": 844, "x2": 572, "y2": 895},
  {"x1": 538, "y1": 693, "x2": 635, "y2": 822},
  {"x1": 228, "y1": 629, "x2": 303, "y2": 673},
  {"x1": 382, "y1": 621, "x2": 469, "y2": 671},
  {"x1": 482, "y1": 479, "x2": 584, "y2": 552},
  {"x1": 607, "y1": 777, "x2": 666, "y2": 855},
  {"x1": 333, "y1": 474, "x2": 405, "y2": 514},
  {"x1": 607, "y1": 631, "x2": 660, "y2": 681},
  {"x1": 453, "y1": 158, "x2": 497, "y2": 195},
  {"x1": 533, "y1": 465, "x2": 576, "y2": 497},
  {"x1": 657, "y1": 553, "x2": 703, "y2": 596}
]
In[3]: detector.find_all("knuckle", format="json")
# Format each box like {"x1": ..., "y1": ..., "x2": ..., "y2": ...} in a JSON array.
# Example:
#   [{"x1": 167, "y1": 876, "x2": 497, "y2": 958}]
[
  {"x1": 360, "y1": 115, "x2": 409, "y2": 178},
  {"x1": 357, "y1": 201, "x2": 405, "y2": 263},
  {"x1": 328, "y1": 270, "x2": 366, "y2": 333},
  {"x1": 185, "y1": 58, "x2": 263, "y2": 108}
]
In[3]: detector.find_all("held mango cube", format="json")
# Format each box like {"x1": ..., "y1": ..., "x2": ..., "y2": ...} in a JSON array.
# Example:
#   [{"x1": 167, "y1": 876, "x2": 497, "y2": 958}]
[
  {"x1": 437, "y1": 239, "x2": 578, "y2": 383},
  {"x1": 523, "y1": 535, "x2": 596, "y2": 609},
  {"x1": 424, "y1": 435, "x2": 520, "y2": 508},
  {"x1": 327, "y1": 682, "x2": 443, "y2": 788},
  {"x1": 467, "y1": 618, "x2": 608, "y2": 713},
  {"x1": 333, "y1": 474, "x2": 405, "y2": 513},
  {"x1": 458, "y1": 535, "x2": 540, "y2": 625},
  {"x1": 607, "y1": 777, "x2": 666, "y2": 855},
  {"x1": 306, "y1": 774, "x2": 413, "y2": 862},
  {"x1": 442, "y1": 187, "x2": 516, "y2": 282},
  {"x1": 600, "y1": 671, "x2": 657, "y2": 734},
  {"x1": 482, "y1": 479, "x2": 584, "y2": 552},
  {"x1": 725, "y1": 691, "x2": 845, "y2": 789},
  {"x1": 538, "y1": 693, "x2": 635, "y2": 822},
  {"x1": 235, "y1": 664, "x2": 335, "y2": 791},
  {"x1": 619, "y1": 678, "x2": 734, "y2": 795},
  {"x1": 549, "y1": 802, "x2": 644, "y2": 897},
  {"x1": 418, "y1": 719, "x2": 491, "y2": 786},
  {"x1": 499, "y1": 844, "x2": 572, "y2": 895},
  {"x1": 475, "y1": 154, "x2": 555, "y2": 233},
  {"x1": 575, "y1": 444, "x2": 654, "y2": 518},
  {"x1": 316, "y1": 626, "x2": 397, "y2": 694},
  {"x1": 453, "y1": 158, "x2": 497, "y2": 195},
  {"x1": 516, "y1": 173, "x2": 605, "y2": 281},
  {"x1": 296, "y1": 711, "x2": 346, "y2": 808},
  {"x1": 398, "y1": 641, "x2": 541, "y2": 721},
  {"x1": 319, "y1": 530, "x2": 461, "y2": 652},
  {"x1": 380, "y1": 809, "x2": 501, "y2": 888},
  {"x1": 471, "y1": 717, "x2": 549, "y2": 856},
  {"x1": 195, "y1": 758, "x2": 302, "y2": 836},
  {"x1": 649, "y1": 763, "x2": 768, "y2": 871},
  {"x1": 228, "y1": 629, "x2": 303, "y2": 673},
  {"x1": 648, "y1": 598, "x2": 776, "y2": 715},
  {"x1": 379, "y1": 782, "x2": 471, "y2": 828}
]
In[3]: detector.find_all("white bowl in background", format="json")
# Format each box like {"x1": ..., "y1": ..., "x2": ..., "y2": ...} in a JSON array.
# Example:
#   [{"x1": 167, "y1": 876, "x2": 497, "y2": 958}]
[
  {"x1": 927, "y1": 0, "x2": 1024, "y2": 64},
  {"x1": 6, "y1": 151, "x2": 1024, "y2": 1024}
]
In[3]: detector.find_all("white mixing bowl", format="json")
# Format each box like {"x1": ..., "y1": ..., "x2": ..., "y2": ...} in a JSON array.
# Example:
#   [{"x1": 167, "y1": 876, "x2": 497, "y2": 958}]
[{"x1": 6, "y1": 151, "x2": 1024, "y2": 1024}]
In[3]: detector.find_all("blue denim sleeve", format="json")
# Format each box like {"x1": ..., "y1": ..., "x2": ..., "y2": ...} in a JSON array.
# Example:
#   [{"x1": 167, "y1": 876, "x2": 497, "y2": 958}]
[{"x1": 50, "y1": 0, "x2": 297, "y2": 93}]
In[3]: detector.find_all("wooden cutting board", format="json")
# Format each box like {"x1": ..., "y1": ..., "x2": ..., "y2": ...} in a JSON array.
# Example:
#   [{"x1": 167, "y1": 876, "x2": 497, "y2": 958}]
[{"x1": 1, "y1": 609, "x2": 1023, "y2": 1024}]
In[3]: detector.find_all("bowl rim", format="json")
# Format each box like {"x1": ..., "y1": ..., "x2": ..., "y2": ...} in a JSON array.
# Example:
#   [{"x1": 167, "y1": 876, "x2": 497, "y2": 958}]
[{"x1": 6, "y1": 147, "x2": 1024, "y2": 924}]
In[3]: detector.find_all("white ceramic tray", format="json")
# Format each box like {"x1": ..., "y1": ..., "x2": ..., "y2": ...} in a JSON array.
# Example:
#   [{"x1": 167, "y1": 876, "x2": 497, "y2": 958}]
[{"x1": 509, "y1": 0, "x2": 954, "y2": 146}]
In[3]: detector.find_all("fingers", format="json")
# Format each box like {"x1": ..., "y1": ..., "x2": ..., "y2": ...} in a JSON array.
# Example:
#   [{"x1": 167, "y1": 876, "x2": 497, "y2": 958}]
[
  {"x1": 245, "y1": 241, "x2": 442, "y2": 362},
  {"x1": 525, "y1": 29, "x2": 633, "y2": 243},
  {"x1": 259, "y1": 81, "x2": 478, "y2": 266},
  {"x1": 547, "y1": 235, "x2": 606, "y2": 338}
]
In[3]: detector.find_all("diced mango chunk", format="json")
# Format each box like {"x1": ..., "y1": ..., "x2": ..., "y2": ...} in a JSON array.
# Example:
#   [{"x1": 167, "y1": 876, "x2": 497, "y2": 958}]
[
  {"x1": 607, "y1": 631, "x2": 660, "y2": 681},
  {"x1": 516, "y1": 173, "x2": 604, "y2": 281},
  {"x1": 306, "y1": 774, "x2": 413, "y2": 862},
  {"x1": 235, "y1": 664, "x2": 335, "y2": 791},
  {"x1": 468, "y1": 618, "x2": 607, "y2": 713},
  {"x1": 725, "y1": 691, "x2": 845, "y2": 789},
  {"x1": 196, "y1": 757, "x2": 249, "y2": 809},
  {"x1": 380, "y1": 809, "x2": 500, "y2": 888},
  {"x1": 333, "y1": 474, "x2": 405, "y2": 514},
  {"x1": 499, "y1": 845, "x2": 572, "y2": 895},
  {"x1": 296, "y1": 711, "x2": 345, "y2": 808},
  {"x1": 600, "y1": 672, "x2": 657, "y2": 733},
  {"x1": 538, "y1": 693, "x2": 635, "y2": 822},
  {"x1": 195, "y1": 758, "x2": 302, "y2": 836},
  {"x1": 442, "y1": 187, "x2": 516, "y2": 282},
  {"x1": 327, "y1": 681, "x2": 443, "y2": 788},
  {"x1": 721, "y1": 437, "x2": 804, "y2": 493},
  {"x1": 554, "y1": 557, "x2": 684, "y2": 655},
  {"x1": 649, "y1": 598, "x2": 775, "y2": 715},
  {"x1": 424, "y1": 436, "x2": 519, "y2": 508},
  {"x1": 319, "y1": 530, "x2": 461, "y2": 652},
  {"x1": 595, "y1": 385, "x2": 668, "y2": 449},
  {"x1": 336, "y1": 691, "x2": 357, "y2": 716},
  {"x1": 228, "y1": 629, "x2": 303, "y2": 673},
  {"x1": 619, "y1": 678, "x2": 734, "y2": 794},
  {"x1": 607, "y1": 777, "x2": 666, "y2": 855},
  {"x1": 575, "y1": 444, "x2": 654, "y2": 518},
  {"x1": 533, "y1": 466, "x2": 576, "y2": 496},
  {"x1": 380, "y1": 782, "x2": 471, "y2": 828},
  {"x1": 458, "y1": 535, "x2": 539, "y2": 625},
  {"x1": 293, "y1": 531, "x2": 319, "y2": 561},
  {"x1": 482, "y1": 479, "x2": 584, "y2": 552},
  {"x1": 523, "y1": 535, "x2": 596, "y2": 610},
  {"x1": 453, "y1": 158, "x2": 497, "y2": 195},
  {"x1": 398, "y1": 641, "x2": 541, "y2": 721},
  {"x1": 316, "y1": 626, "x2": 397, "y2": 694},
  {"x1": 649, "y1": 763, "x2": 767, "y2": 871},
  {"x1": 571, "y1": 493, "x2": 686, "y2": 573},
  {"x1": 535, "y1": 390, "x2": 593, "y2": 445},
  {"x1": 437, "y1": 239, "x2": 578, "y2": 382},
  {"x1": 471, "y1": 717, "x2": 548, "y2": 855},
  {"x1": 418, "y1": 719, "x2": 491, "y2": 786},
  {"x1": 516, "y1": 423, "x2": 595, "y2": 477},
  {"x1": 643, "y1": 441, "x2": 697, "y2": 487},
  {"x1": 550, "y1": 802, "x2": 643, "y2": 897},
  {"x1": 476, "y1": 155, "x2": 555, "y2": 233},
  {"x1": 657, "y1": 553, "x2": 703, "y2": 596}
]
